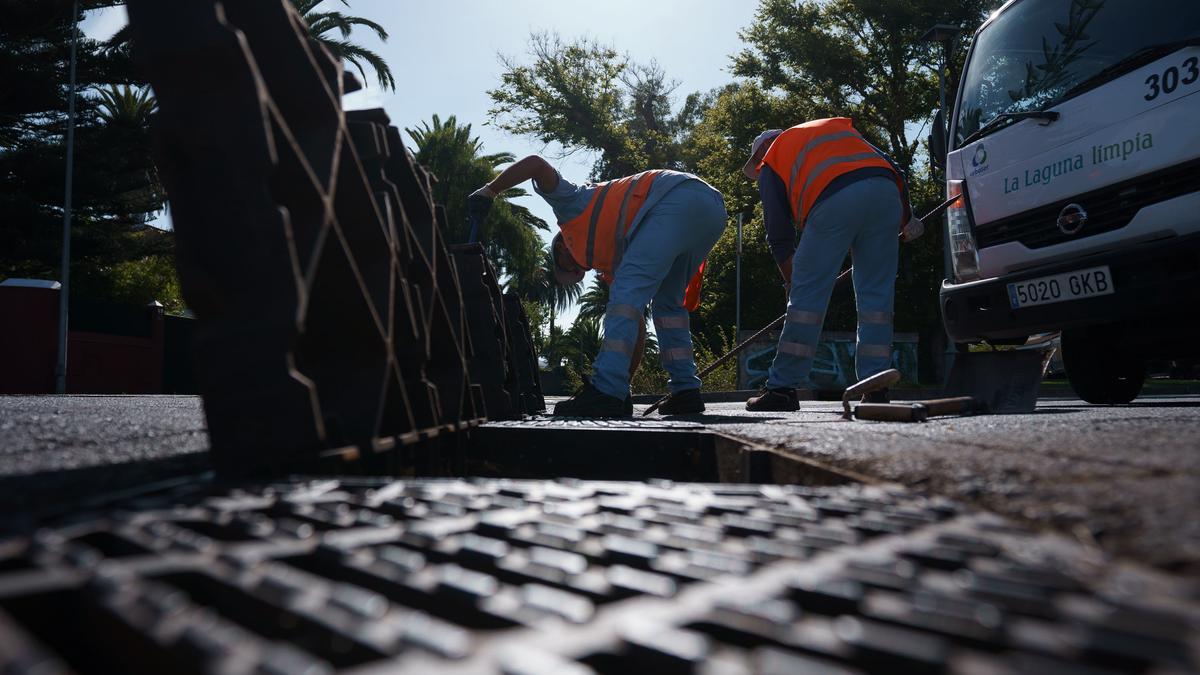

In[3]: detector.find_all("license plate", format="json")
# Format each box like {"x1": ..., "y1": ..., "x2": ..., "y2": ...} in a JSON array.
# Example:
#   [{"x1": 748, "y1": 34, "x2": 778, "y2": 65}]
[{"x1": 1007, "y1": 265, "x2": 1114, "y2": 309}]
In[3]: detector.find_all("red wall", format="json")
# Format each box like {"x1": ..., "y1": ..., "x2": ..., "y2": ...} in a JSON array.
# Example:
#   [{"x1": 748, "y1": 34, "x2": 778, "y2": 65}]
[
  {"x1": 0, "y1": 286, "x2": 165, "y2": 394},
  {"x1": 0, "y1": 286, "x2": 58, "y2": 394}
]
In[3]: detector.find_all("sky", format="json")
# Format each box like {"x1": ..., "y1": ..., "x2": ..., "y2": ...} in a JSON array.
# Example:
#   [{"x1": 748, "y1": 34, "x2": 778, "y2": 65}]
[{"x1": 80, "y1": 1, "x2": 762, "y2": 327}]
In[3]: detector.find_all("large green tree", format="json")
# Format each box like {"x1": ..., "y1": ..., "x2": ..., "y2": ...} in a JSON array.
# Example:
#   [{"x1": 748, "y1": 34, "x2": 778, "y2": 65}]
[
  {"x1": 489, "y1": 32, "x2": 705, "y2": 181},
  {"x1": 732, "y1": 0, "x2": 989, "y2": 174},
  {"x1": 0, "y1": 1, "x2": 172, "y2": 305}
]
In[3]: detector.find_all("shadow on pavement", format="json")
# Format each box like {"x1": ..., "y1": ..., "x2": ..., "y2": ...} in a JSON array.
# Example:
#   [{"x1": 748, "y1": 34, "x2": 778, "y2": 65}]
[{"x1": 0, "y1": 452, "x2": 212, "y2": 527}]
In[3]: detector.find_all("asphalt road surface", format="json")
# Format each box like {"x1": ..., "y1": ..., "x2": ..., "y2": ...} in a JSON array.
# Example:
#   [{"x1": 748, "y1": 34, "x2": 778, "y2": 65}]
[{"x1": 1, "y1": 393, "x2": 1197, "y2": 576}]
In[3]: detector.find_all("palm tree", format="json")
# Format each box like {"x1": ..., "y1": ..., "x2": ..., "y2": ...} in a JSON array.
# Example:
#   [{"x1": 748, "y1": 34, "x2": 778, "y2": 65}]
[
  {"x1": 564, "y1": 315, "x2": 604, "y2": 375},
  {"x1": 532, "y1": 248, "x2": 584, "y2": 311},
  {"x1": 576, "y1": 276, "x2": 609, "y2": 321},
  {"x1": 92, "y1": 84, "x2": 166, "y2": 220},
  {"x1": 95, "y1": 84, "x2": 156, "y2": 128},
  {"x1": 540, "y1": 321, "x2": 573, "y2": 369},
  {"x1": 407, "y1": 114, "x2": 549, "y2": 287},
  {"x1": 104, "y1": 0, "x2": 395, "y2": 91},
  {"x1": 508, "y1": 246, "x2": 586, "y2": 338},
  {"x1": 292, "y1": 0, "x2": 394, "y2": 91}
]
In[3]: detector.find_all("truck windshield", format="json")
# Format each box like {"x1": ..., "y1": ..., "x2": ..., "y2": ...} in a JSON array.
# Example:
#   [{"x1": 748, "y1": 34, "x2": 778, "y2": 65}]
[{"x1": 954, "y1": 0, "x2": 1200, "y2": 147}]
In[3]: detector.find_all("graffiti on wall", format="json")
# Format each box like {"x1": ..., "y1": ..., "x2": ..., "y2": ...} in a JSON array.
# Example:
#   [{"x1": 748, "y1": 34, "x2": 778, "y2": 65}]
[{"x1": 738, "y1": 331, "x2": 919, "y2": 390}]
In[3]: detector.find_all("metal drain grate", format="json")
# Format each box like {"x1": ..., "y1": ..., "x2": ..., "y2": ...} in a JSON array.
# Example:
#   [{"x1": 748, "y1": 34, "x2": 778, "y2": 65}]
[{"x1": 1, "y1": 478, "x2": 1195, "y2": 674}]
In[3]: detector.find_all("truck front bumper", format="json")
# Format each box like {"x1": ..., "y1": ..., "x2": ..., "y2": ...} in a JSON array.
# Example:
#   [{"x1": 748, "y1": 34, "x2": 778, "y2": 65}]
[{"x1": 940, "y1": 232, "x2": 1200, "y2": 343}]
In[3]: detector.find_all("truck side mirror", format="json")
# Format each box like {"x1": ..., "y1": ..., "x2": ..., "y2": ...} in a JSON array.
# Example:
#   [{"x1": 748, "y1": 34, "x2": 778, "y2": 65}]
[{"x1": 929, "y1": 109, "x2": 947, "y2": 172}]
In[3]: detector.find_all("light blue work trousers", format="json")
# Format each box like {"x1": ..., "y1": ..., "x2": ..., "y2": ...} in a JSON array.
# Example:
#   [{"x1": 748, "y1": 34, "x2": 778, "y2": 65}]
[
  {"x1": 591, "y1": 181, "x2": 727, "y2": 399},
  {"x1": 766, "y1": 176, "x2": 901, "y2": 390}
]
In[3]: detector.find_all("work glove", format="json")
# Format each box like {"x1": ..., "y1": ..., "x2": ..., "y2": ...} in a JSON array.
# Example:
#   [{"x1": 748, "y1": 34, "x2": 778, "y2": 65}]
[
  {"x1": 467, "y1": 186, "x2": 496, "y2": 224},
  {"x1": 901, "y1": 214, "x2": 925, "y2": 243}
]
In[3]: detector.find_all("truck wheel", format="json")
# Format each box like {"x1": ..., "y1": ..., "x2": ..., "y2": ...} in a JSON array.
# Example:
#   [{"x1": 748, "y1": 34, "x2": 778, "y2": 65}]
[{"x1": 1061, "y1": 328, "x2": 1145, "y2": 404}]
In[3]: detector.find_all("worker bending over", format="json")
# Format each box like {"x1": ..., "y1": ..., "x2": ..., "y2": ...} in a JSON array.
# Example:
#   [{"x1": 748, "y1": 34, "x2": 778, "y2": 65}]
[
  {"x1": 469, "y1": 157, "x2": 726, "y2": 417},
  {"x1": 742, "y1": 119, "x2": 923, "y2": 411}
]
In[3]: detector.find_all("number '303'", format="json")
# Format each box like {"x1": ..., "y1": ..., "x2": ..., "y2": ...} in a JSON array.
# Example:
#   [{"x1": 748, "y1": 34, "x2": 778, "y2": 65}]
[{"x1": 1145, "y1": 56, "x2": 1199, "y2": 101}]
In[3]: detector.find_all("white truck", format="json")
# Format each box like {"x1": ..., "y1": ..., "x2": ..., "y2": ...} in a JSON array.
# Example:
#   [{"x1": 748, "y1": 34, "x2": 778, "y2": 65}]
[{"x1": 936, "y1": 0, "x2": 1200, "y2": 403}]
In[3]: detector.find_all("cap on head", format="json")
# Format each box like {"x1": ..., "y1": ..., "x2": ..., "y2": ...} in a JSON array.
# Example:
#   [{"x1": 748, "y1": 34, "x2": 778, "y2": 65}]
[
  {"x1": 551, "y1": 232, "x2": 585, "y2": 286},
  {"x1": 742, "y1": 128, "x2": 783, "y2": 180}
]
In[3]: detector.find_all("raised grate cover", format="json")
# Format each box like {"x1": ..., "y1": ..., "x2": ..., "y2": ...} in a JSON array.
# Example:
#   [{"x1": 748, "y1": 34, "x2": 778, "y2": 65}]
[{"x1": 0, "y1": 478, "x2": 1194, "y2": 674}]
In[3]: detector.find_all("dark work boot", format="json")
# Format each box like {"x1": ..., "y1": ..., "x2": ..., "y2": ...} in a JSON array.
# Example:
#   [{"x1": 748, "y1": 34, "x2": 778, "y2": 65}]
[
  {"x1": 657, "y1": 388, "x2": 705, "y2": 415},
  {"x1": 553, "y1": 382, "x2": 632, "y2": 418},
  {"x1": 745, "y1": 387, "x2": 799, "y2": 412}
]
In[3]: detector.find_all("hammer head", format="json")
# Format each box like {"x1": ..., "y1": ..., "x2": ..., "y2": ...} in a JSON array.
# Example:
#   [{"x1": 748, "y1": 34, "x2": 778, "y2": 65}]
[{"x1": 842, "y1": 368, "x2": 902, "y2": 418}]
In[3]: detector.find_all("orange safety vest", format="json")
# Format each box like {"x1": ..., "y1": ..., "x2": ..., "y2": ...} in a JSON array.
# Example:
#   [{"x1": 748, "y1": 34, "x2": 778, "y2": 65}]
[
  {"x1": 683, "y1": 260, "x2": 704, "y2": 312},
  {"x1": 559, "y1": 170, "x2": 662, "y2": 282},
  {"x1": 761, "y1": 118, "x2": 903, "y2": 229},
  {"x1": 559, "y1": 169, "x2": 706, "y2": 312}
]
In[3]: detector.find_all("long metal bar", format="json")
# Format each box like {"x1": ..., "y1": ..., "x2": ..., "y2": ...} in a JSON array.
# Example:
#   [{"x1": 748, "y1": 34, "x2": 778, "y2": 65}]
[
  {"x1": 640, "y1": 270, "x2": 843, "y2": 417},
  {"x1": 55, "y1": 0, "x2": 81, "y2": 395}
]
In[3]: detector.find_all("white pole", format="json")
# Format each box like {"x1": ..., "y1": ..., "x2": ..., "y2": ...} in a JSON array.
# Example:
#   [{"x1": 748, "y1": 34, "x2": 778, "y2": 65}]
[
  {"x1": 55, "y1": 0, "x2": 80, "y2": 395},
  {"x1": 735, "y1": 212, "x2": 743, "y2": 339}
]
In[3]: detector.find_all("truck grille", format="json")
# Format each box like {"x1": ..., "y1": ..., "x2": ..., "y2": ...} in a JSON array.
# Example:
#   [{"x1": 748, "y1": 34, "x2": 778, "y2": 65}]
[{"x1": 975, "y1": 159, "x2": 1200, "y2": 250}]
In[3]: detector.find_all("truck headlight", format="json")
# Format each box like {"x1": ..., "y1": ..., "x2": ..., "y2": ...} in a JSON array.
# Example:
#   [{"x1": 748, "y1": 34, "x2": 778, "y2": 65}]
[{"x1": 946, "y1": 180, "x2": 980, "y2": 282}]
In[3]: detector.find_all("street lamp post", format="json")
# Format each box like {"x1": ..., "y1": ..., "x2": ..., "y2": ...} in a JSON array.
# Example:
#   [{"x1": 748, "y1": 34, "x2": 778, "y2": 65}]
[
  {"x1": 55, "y1": 0, "x2": 81, "y2": 395},
  {"x1": 735, "y1": 212, "x2": 742, "y2": 341},
  {"x1": 920, "y1": 24, "x2": 962, "y2": 161},
  {"x1": 921, "y1": 23, "x2": 963, "y2": 383}
]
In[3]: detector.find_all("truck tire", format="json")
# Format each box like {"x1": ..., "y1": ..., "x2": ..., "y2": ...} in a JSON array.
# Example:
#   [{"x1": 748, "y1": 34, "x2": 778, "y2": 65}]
[{"x1": 1061, "y1": 328, "x2": 1145, "y2": 404}]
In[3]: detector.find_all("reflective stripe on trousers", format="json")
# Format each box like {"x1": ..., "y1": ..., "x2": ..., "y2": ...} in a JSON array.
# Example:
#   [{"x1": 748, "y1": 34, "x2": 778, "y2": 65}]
[{"x1": 607, "y1": 304, "x2": 641, "y2": 321}]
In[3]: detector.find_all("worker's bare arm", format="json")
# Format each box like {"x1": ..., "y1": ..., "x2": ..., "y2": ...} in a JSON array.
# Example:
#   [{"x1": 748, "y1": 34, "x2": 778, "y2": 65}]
[{"x1": 486, "y1": 155, "x2": 559, "y2": 194}]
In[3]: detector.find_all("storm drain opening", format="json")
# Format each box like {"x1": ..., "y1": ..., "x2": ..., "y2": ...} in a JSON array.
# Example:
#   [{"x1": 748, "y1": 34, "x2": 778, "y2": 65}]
[{"x1": 462, "y1": 420, "x2": 860, "y2": 487}]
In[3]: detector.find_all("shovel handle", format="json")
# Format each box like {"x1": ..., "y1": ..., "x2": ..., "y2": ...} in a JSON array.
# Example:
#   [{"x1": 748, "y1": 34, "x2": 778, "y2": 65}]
[
  {"x1": 854, "y1": 402, "x2": 929, "y2": 422},
  {"x1": 917, "y1": 396, "x2": 980, "y2": 417}
]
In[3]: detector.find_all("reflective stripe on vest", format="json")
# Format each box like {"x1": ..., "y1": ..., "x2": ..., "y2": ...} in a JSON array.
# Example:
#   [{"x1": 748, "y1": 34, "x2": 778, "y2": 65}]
[
  {"x1": 786, "y1": 130, "x2": 862, "y2": 196},
  {"x1": 762, "y1": 118, "x2": 901, "y2": 228},
  {"x1": 560, "y1": 170, "x2": 663, "y2": 278}
]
